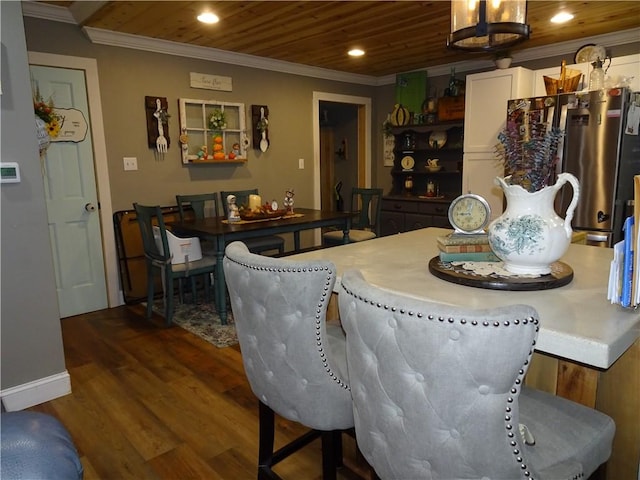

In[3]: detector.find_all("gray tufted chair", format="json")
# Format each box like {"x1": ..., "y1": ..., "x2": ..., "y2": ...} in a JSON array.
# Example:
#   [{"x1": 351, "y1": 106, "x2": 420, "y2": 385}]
[
  {"x1": 223, "y1": 241, "x2": 354, "y2": 480},
  {"x1": 339, "y1": 269, "x2": 615, "y2": 480}
]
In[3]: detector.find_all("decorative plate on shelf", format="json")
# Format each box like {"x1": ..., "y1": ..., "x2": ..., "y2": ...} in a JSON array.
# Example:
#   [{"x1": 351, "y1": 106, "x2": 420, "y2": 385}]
[
  {"x1": 574, "y1": 44, "x2": 606, "y2": 64},
  {"x1": 429, "y1": 131, "x2": 447, "y2": 149}
]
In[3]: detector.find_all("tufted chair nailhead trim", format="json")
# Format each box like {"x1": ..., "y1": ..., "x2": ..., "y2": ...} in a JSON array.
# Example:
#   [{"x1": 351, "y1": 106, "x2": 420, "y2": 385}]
[
  {"x1": 340, "y1": 280, "x2": 540, "y2": 480},
  {"x1": 227, "y1": 257, "x2": 351, "y2": 392}
]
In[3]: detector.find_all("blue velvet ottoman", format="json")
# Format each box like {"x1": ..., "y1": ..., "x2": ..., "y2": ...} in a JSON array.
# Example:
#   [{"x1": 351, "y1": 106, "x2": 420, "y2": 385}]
[{"x1": 1, "y1": 411, "x2": 83, "y2": 479}]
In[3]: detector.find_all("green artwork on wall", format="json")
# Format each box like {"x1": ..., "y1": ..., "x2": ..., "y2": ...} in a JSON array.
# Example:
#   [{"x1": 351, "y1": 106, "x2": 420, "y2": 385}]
[{"x1": 395, "y1": 71, "x2": 428, "y2": 116}]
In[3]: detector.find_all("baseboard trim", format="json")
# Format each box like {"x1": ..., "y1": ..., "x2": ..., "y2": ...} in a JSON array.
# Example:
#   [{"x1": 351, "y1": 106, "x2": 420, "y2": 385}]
[{"x1": 0, "y1": 371, "x2": 71, "y2": 411}]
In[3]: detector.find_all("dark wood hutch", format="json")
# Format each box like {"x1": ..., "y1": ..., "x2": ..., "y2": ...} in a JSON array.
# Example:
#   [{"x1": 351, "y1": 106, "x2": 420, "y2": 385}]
[{"x1": 381, "y1": 122, "x2": 464, "y2": 236}]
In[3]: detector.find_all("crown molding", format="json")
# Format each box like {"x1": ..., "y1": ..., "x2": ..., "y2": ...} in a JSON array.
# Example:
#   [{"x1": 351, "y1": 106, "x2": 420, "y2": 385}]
[
  {"x1": 22, "y1": 2, "x2": 640, "y2": 87},
  {"x1": 382, "y1": 27, "x2": 640, "y2": 85},
  {"x1": 82, "y1": 27, "x2": 380, "y2": 86},
  {"x1": 513, "y1": 27, "x2": 640, "y2": 64},
  {"x1": 21, "y1": 0, "x2": 76, "y2": 23}
]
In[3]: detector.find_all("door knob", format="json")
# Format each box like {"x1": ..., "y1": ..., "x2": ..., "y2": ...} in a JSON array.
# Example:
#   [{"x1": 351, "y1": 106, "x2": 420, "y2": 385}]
[{"x1": 85, "y1": 203, "x2": 96, "y2": 212}]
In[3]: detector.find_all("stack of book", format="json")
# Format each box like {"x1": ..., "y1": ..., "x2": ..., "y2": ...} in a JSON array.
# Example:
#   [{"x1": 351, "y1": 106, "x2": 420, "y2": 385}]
[
  {"x1": 437, "y1": 233, "x2": 500, "y2": 262},
  {"x1": 607, "y1": 175, "x2": 639, "y2": 308}
]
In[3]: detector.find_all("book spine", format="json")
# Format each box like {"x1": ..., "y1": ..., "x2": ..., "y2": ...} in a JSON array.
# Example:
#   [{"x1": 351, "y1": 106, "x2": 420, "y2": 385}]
[
  {"x1": 439, "y1": 243, "x2": 492, "y2": 253},
  {"x1": 437, "y1": 234, "x2": 489, "y2": 246},
  {"x1": 439, "y1": 251, "x2": 500, "y2": 262},
  {"x1": 621, "y1": 215, "x2": 634, "y2": 308},
  {"x1": 633, "y1": 175, "x2": 640, "y2": 306}
]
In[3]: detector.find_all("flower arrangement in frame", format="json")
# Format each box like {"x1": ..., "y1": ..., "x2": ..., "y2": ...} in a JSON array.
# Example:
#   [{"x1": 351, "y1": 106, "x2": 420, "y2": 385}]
[{"x1": 209, "y1": 108, "x2": 227, "y2": 133}]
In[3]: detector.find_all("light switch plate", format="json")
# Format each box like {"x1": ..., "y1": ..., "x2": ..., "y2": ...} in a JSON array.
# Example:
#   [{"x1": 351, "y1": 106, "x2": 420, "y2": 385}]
[{"x1": 298, "y1": 158, "x2": 304, "y2": 169}]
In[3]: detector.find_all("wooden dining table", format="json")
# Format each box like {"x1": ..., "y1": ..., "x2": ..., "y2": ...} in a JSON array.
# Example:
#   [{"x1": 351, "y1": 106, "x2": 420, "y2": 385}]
[{"x1": 170, "y1": 207, "x2": 353, "y2": 324}]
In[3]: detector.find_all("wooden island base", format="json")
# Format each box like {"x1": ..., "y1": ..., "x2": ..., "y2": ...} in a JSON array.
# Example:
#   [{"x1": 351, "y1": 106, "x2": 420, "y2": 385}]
[{"x1": 526, "y1": 340, "x2": 640, "y2": 480}]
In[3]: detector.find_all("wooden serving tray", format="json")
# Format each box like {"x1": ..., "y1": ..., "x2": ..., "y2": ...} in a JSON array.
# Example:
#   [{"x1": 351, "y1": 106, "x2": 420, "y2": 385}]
[
  {"x1": 239, "y1": 209, "x2": 287, "y2": 221},
  {"x1": 428, "y1": 256, "x2": 574, "y2": 291}
]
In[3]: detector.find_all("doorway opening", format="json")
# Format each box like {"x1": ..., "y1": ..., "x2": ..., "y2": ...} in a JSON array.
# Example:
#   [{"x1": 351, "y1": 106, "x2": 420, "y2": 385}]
[
  {"x1": 312, "y1": 92, "x2": 372, "y2": 214},
  {"x1": 319, "y1": 101, "x2": 359, "y2": 212}
]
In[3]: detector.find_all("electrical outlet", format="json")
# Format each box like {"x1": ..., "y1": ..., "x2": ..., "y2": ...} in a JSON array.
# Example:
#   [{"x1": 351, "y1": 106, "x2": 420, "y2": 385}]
[
  {"x1": 298, "y1": 158, "x2": 304, "y2": 169},
  {"x1": 123, "y1": 157, "x2": 138, "y2": 171}
]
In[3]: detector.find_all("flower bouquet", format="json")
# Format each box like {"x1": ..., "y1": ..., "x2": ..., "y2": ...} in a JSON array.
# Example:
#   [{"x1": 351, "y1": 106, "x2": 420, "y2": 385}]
[
  {"x1": 495, "y1": 99, "x2": 564, "y2": 192},
  {"x1": 256, "y1": 117, "x2": 268, "y2": 133},
  {"x1": 209, "y1": 109, "x2": 227, "y2": 132},
  {"x1": 34, "y1": 88, "x2": 62, "y2": 138}
]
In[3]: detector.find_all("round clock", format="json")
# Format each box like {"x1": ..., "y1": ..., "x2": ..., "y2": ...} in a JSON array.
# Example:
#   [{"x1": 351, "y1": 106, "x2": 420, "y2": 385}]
[
  {"x1": 574, "y1": 44, "x2": 606, "y2": 64},
  {"x1": 448, "y1": 193, "x2": 491, "y2": 234},
  {"x1": 401, "y1": 155, "x2": 415, "y2": 170}
]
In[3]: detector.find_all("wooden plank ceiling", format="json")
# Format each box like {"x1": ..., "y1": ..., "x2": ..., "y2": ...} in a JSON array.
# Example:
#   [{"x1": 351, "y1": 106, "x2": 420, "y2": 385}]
[{"x1": 43, "y1": 1, "x2": 640, "y2": 77}]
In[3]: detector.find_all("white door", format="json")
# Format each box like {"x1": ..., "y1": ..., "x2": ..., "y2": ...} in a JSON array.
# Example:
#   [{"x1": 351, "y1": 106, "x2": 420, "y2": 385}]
[{"x1": 30, "y1": 65, "x2": 108, "y2": 317}]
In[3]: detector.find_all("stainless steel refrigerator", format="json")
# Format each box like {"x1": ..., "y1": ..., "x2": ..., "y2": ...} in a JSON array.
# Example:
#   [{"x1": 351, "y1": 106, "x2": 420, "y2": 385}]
[{"x1": 506, "y1": 88, "x2": 640, "y2": 246}]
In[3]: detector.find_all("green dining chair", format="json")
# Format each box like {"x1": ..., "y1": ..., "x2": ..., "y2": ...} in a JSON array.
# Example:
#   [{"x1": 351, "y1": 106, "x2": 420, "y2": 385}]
[
  {"x1": 220, "y1": 189, "x2": 285, "y2": 255},
  {"x1": 176, "y1": 192, "x2": 220, "y2": 222},
  {"x1": 133, "y1": 203, "x2": 217, "y2": 327},
  {"x1": 323, "y1": 187, "x2": 383, "y2": 246},
  {"x1": 176, "y1": 193, "x2": 220, "y2": 255}
]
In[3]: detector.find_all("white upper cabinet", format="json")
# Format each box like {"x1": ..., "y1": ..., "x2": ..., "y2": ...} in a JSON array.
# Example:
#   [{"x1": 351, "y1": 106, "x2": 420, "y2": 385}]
[
  {"x1": 462, "y1": 67, "x2": 534, "y2": 218},
  {"x1": 602, "y1": 53, "x2": 640, "y2": 92},
  {"x1": 463, "y1": 67, "x2": 534, "y2": 153}
]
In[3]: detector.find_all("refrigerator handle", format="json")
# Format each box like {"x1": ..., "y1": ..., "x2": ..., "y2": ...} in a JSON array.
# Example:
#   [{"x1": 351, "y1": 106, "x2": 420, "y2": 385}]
[{"x1": 587, "y1": 233, "x2": 610, "y2": 242}]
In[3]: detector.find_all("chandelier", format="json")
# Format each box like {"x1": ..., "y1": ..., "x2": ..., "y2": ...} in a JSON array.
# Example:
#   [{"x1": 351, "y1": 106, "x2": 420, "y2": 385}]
[{"x1": 447, "y1": 0, "x2": 530, "y2": 52}]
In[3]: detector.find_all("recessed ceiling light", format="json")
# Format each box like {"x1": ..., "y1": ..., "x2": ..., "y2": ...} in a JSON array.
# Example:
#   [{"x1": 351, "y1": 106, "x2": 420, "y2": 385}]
[
  {"x1": 550, "y1": 12, "x2": 574, "y2": 24},
  {"x1": 348, "y1": 49, "x2": 365, "y2": 57},
  {"x1": 197, "y1": 12, "x2": 219, "y2": 24}
]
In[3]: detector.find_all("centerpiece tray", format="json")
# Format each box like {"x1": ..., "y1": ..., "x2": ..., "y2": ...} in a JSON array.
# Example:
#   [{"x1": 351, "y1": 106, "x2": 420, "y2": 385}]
[
  {"x1": 239, "y1": 209, "x2": 287, "y2": 221},
  {"x1": 428, "y1": 256, "x2": 573, "y2": 291}
]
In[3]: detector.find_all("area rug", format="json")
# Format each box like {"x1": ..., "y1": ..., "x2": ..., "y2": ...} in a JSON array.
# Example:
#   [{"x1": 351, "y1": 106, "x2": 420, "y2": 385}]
[{"x1": 151, "y1": 299, "x2": 238, "y2": 348}]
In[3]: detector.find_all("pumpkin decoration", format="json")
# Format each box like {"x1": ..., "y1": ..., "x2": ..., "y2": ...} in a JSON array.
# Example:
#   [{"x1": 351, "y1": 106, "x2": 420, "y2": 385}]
[
  {"x1": 213, "y1": 143, "x2": 224, "y2": 152},
  {"x1": 213, "y1": 135, "x2": 223, "y2": 144},
  {"x1": 213, "y1": 151, "x2": 225, "y2": 160},
  {"x1": 390, "y1": 104, "x2": 410, "y2": 126}
]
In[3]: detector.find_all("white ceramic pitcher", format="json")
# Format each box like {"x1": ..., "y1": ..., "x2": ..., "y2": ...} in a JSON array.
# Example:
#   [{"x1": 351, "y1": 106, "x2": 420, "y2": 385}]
[{"x1": 488, "y1": 172, "x2": 580, "y2": 275}]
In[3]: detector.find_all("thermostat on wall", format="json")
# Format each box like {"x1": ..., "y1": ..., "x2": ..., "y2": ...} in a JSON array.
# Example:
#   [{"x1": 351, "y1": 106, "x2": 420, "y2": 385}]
[{"x1": 1, "y1": 162, "x2": 21, "y2": 183}]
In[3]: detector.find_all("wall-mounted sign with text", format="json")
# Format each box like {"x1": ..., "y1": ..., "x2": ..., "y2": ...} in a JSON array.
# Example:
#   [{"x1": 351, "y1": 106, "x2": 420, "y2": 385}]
[
  {"x1": 50, "y1": 108, "x2": 88, "y2": 143},
  {"x1": 189, "y1": 72, "x2": 233, "y2": 92}
]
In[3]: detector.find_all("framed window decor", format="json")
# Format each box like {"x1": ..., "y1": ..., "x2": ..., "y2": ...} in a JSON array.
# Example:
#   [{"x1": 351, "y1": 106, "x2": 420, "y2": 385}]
[{"x1": 178, "y1": 98, "x2": 248, "y2": 164}]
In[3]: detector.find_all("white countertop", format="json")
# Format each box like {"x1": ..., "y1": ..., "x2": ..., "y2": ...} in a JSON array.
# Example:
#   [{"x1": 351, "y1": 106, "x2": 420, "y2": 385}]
[{"x1": 288, "y1": 228, "x2": 640, "y2": 369}]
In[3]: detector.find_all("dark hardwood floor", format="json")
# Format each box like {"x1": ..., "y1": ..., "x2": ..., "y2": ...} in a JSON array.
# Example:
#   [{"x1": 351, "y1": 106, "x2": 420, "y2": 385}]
[{"x1": 27, "y1": 305, "x2": 367, "y2": 480}]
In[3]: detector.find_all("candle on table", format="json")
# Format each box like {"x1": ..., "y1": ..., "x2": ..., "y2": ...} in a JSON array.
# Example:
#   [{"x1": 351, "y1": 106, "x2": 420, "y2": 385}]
[{"x1": 248, "y1": 194, "x2": 262, "y2": 211}]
